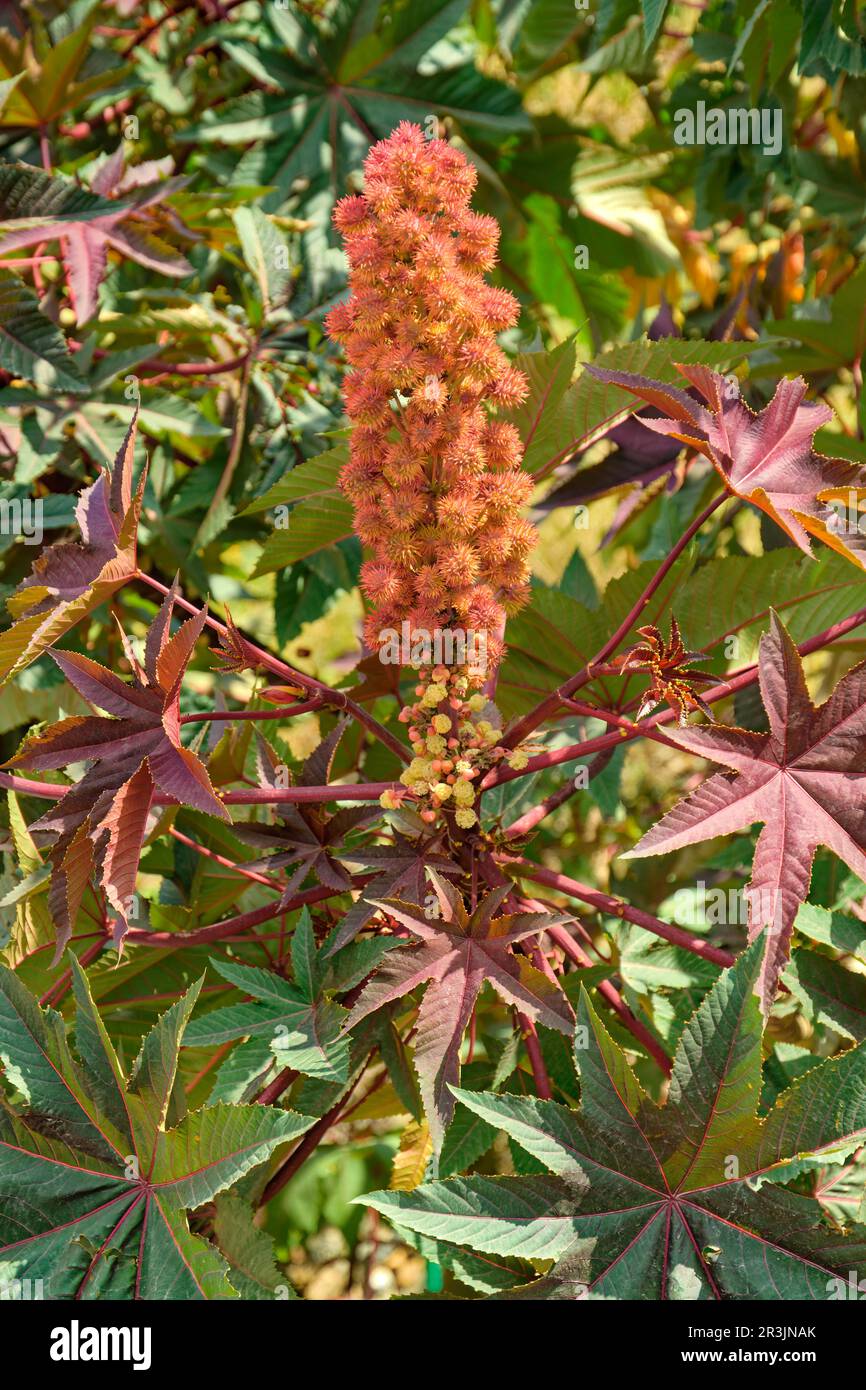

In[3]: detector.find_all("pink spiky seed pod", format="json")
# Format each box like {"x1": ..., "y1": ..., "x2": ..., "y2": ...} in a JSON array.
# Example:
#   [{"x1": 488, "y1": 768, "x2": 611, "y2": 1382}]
[{"x1": 326, "y1": 122, "x2": 538, "y2": 668}]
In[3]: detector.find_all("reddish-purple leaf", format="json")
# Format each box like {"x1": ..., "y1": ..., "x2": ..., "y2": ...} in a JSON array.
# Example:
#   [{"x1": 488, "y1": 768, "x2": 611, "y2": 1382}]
[
  {"x1": 344, "y1": 873, "x2": 574, "y2": 1150},
  {"x1": 0, "y1": 411, "x2": 144, "y2": 683},
  {"x1": 233, "y1": 728, "x2": 377, "y2": 906},
  {"x1": 625, "y1": 612, "x2": 866, "y2": 1011},
  {"x1": 0, "y1": 150, "x2": 193, "y2": 324},
  {"x1": 587, "y1": 363, "x2": 866, "y2": 569},
  {"x1": 4, "y1": 582, "x2": 228, "y2": 951}
]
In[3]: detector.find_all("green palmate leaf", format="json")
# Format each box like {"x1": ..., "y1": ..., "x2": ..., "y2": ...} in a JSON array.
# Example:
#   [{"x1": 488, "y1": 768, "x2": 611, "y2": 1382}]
[
  {"x1": 213, "y1": 1191, "x2": 297, "y2": 1300},
  {"x1": 125, "y1": 392, "x2": 228, "y2": 439},
  {"x1": 439, "y1": 1100, "x2": 498, "y2": 1178},
  {"x1": 233, "y1": 206, "x2": 291, "y2": 317},
  {"x1": 672, "y1": 548, "x2": 866, "y2": 664},
  {"x1": 2, "y1": 790, "x2": 53, "y2": 968},
  {"x1": 799, "y1": 0, "x2": 866, "y2": 77},
  {"x1": 185, "y1": 957, "x2": 349, "y2": 1082},
  {"x1": 505, "y1": 196, "x2": 628, "y2": 350},
  {"x1": 0, "y1": 75, "x2": 21, "y2": 118},
  {"x1": 641, "y1": 0, "x2": 669, "y2": 47},
  {"x1": 242, "y1": 445, "x2": 346, "y2": 516},
  {"x1": 0, "y1": 269, "x2": 82, "y2": 392},
  {"x1": 618, "y1": 928, "x2": 720, "y2": 994},
  {"x1": 783, "y1": 949, "x2": 866, "y2": 1042},
  {"x1": 795, "y1": 903, "x2": 866, "y2": 964},
  {"x1": 767, "y1": 264, "x2": 866, "y2": 373},
  {"x1": 0, "y1": 161, "x2": 120, "y2": 224},
  {"x1": 511, "y1": 336, "x2": 755, "y2": 478},
  {"x1": 400, "y1": 1227, "x2": 535, "y2": 1294},
  {"x1": 181, "y1": 0, "x2": 528, "y2": 222},
  {"x1": 0, "y1": 20, "x2": 122, "y2": 128},
  {"x1": 362, "y1": 941, "x2": 866, "y2": 1299},
  {"x1": 252, "y1": 496, "x2": 355, "y2": 574},
  {"x1": 0, "y1": 960, "x2": 313, "y2": 1299},
  {"x1": 182, "y1": 909, "x2": 395, "y2": 1082}
]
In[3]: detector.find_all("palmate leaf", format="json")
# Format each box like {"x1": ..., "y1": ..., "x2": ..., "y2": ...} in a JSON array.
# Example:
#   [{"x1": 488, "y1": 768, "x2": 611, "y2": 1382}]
[
  {"x1": 324, "y1": 830, "x2": 460, "y2": 956},
  {"x1": 213, "y1": 1191, "x2": 297, "y2": 1300},
  {"x1": 510, "y1": 337, "x2": 756, "y2": 478},
  {"x1": 231, "y1": 726, "x2": 378, "y2": 902},
  {"x1": 626, "y1": 612, "x2": 866, "y2": 1012},
  {"x1": 0, "y1": 410, "x2": 144, "y2": 683},
  {"x1": 181, "y1": 0, "x2": 528, "y2": 221},
  {"x1": 241, "y1": 444, "x2": 347, "y2": 516},
  {"x1": 0, "y1": 160, "x2": 119, "y2": 224},
  {"x1": 252, "y1": 496, "x2": 356, "y2": 574},
  {"x1": 0, "y1": 960, "x2": 313, "y2": 1300},
  {"x1": 0, "y1": 19, "x2": 122, "y2": 128},
  {"x1": 0, "y1": 150, "x2": 193, "y2": 325},
  {"x1": 498, "y1": 550, "x2": 694, "y2": 718},
  {"x1": 2, "y1": 789, "x2": 54, "y2": 967},
  {"x1": 642, "y1": 0, "x2": 669, "y2": 47},
  {"x1": 767, "y1": 263, "x2": 866, "y2": 373},
  {"x1": 783, "y1": 948, "x2": 866, "y2": 1042},
  {"x1": 182, "y1": 909, "x2": 397, "y2": 1082},
  {"x1": 233, "y1": 206, "x2": 291, "y2": 318},
  {"x1": 588, "y1": 361, "x2": 866, "y2": 570},
  {"x1": 363, "y1": 941, "x2": 866, "y2": 1299},
  {"x1": 4, "y1": 577, "x2": 228, "y2": 952},
  {"x1": 243, "y1": 445, "x2": 354, "y2": 572},
  {"x1": 799, "y1": 0, "x2": 866, "y2": 77},
  {"x1": 343, "y1": 873, "x2": 574, "y2": 1151},
  {"x1": 0, "y1": 268, "x2": 83, "y2": 392}
]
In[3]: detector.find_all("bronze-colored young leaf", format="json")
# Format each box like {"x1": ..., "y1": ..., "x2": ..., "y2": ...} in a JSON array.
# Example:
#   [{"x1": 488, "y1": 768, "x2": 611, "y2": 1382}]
[
  {"x1": 588, "y1": 362, "x2": 866, "y2": 568},
  {"x1": 4, "y1": 579, "x2": 228, "y2": 953},
  {"x1": 0, "y1": 411, "x2": 144, "y2": 684}
]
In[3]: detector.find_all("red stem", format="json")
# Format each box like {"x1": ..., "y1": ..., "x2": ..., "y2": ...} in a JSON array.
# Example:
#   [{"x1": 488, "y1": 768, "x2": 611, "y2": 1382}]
[
  {"x1": 137, "y1": 352, "x2": 251, "y2": 378},
  {"x1": 179, "y1": 703, "x2": 321, "y2": 724},
  {"x1": 0, "y1": 770, "x2": 397, "y2": 808},
  {"x1": 504, "y1": 857, "x2": 734, "y2": 968},
  {"x1": 38, "y1": 124, "x2": 52, "y2": 173},
  {"x1": 135, "y1": 570, "x2": 409, "y2": 765},
  {"x1": 519, "y1": 1014, "x2": 552, "y2": 1098},
  {"x1": 260, "y1": 1067, "x2": 370, "y2": 1204},
  {"x1": 543, "y1": 918, "x2": 672, "y2": 1074},
  {"x1": 255, "y1": 1068, "x2": 299, "y2": 1106},
  {"x1": 168, "y1": 825, "x2": 283, "y2": 889},
  {"x1": 486, "y1": 598, "x2": 866, "y2": 803},
  {"x1": 503, "y1": 491, "x2": 728, "y2": 748}
]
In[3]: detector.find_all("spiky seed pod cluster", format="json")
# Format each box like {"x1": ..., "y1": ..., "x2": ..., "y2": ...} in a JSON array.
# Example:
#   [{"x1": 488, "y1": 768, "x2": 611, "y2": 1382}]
[
  {"x1": 379, "y1": 666, "x2": 531, "y2": 828},
  {"x1": 325, "y1": 121, "x2": 537, "y2": 665}
]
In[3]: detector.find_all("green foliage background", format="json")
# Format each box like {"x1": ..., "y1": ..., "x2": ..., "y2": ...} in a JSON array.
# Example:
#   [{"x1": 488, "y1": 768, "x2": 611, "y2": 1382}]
[{"x1": 0, "y1": 0, "x2": 865, "y2": 1301}]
